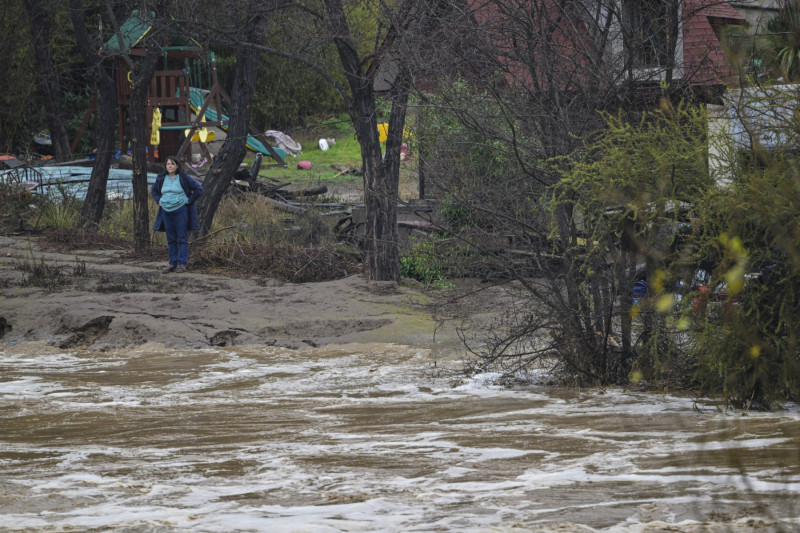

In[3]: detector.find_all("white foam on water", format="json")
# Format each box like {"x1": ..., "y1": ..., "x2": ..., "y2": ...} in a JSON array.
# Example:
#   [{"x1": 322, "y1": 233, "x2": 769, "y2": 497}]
[{"x1": 1, "y1": 343, "x2": 799, "y2": 532}]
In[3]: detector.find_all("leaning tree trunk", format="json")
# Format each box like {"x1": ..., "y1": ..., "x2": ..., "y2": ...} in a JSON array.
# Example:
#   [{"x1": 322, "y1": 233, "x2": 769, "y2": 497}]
[
  {"x1": 197, "y1": 44, "x2": 260, "y2": 234},
  {"x1": 70, "y1": 0, "x2": 116, "y2": 226},
  {"x1": 80, "y1": 76, "x2": 117, "y2": 226},
  {"x1": 23, "y1": 0, "x2": 71, "y2": 161},
  {"x1": 129, "y1": 46, "x2": 161, "y2": 251}
]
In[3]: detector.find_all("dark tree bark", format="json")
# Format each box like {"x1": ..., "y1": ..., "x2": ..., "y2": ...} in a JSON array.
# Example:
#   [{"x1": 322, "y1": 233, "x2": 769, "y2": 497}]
[
  {"x1": 70, "y1": 0, "x2": 117, "y2": 226},
  {"x1": 367, "y1": 72, "x2": 410, "y2": 281},
  {"x1": 23, "y1": 0, "x2": 71, "y2": 161},
  {"x1": 197, "y1": 35, "x2": 262, "y2": 233},
  {"x1": 129, "y1": 44, "x2": 161, "y2": 251},
  {"x1": 324, "y1": 0, "x2": 407, "y2": 281}
]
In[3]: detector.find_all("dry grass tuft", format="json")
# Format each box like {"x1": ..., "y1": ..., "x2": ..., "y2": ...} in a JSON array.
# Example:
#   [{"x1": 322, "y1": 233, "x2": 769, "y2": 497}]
[
  {"x1": 41, "y1": 227, "x2": 135, "y2": 252},
  {"x1": 192, "y1": 241, "x2": 360, "y2": 282}
]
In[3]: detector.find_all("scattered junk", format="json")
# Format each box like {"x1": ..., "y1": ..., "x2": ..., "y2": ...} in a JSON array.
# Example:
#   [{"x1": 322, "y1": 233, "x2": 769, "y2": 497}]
[
  {"x1": 339, "y1": 200, "x2": 438, "y2": 246},
  {"x1": 265, "y1": 130, "x2": 302, "y2": 156},
  {"x1": 0, "y1": 157, "x2": 45, "y2": 193},
  {"x1": 191, "y1": 155, "x2": 209, "y2": 169},
  {"x1": 297, "y1": 160, "x2": 312, "y2": 170},
  {"x1": 318, "y1": 138, "x2": 335, "y2": 151},
  {"x1": 32, "y1": 131, "x2": 53, "y2": 154},
  {"x1": 0, "y1": 154, "x2": 26, "y2": 170},
  {"x1": 3, "y1": 143, "x2": 440, "y2": 256},
  {"x1": 400, "y1": 143, "x2": 412, "y2": 161},
  {"x1": 231, "y1": 156, "x2": 330, "y2": 215}
]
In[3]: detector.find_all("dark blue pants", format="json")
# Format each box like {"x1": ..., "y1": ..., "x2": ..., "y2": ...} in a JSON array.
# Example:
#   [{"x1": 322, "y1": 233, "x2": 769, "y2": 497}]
[{"x1": 162, "y1": 205, "x2": 188, "y2": 266}]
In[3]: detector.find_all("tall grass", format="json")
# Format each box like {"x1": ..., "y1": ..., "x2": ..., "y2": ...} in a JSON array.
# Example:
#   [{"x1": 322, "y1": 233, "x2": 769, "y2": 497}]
[
  {"x1": 208, "y1": 191, "x2": 284, "y2": 244},
  {"x1": 0, "y1": 182, "x2": 36, "y2": 230},
  {"x1": 208, "y1": 190, "x2": 340, "y2": 247},
  {"x1": 37, "y1": 200, "x2": 80, "y2": 229},
  {"x1": 98, "y1": 196, "x2": 148, "y2": 241},
  {"x1": 191, "y1": 191, "x2": 360, "y2": 280}
]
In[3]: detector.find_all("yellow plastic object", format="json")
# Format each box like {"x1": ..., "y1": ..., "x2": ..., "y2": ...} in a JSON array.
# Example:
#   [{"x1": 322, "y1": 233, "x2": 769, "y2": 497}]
[
  {"x1": 377, "y1": 123, "x2": 389, "y2": 143},
  {"x1": 150, "y1": 108, "x2": 162, "y2": 145},
  {"x1": 184, "y1": 128, "x2": 215, "y2": 142},
  {"x1": 185, "y1": 114, "x2": 214, "y2": 143},
  {"x1": 377, "y1": 123, "x2": 415, "y2": 143}
]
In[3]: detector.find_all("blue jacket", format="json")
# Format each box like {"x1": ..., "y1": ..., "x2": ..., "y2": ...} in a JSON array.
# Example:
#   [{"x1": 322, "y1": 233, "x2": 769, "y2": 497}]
[{"x1": 150, "y1": 170, "x2": 204, "y2": 232}]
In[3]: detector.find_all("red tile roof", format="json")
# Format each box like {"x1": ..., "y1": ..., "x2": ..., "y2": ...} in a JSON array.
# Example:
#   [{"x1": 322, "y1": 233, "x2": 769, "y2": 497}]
[
  {"x1": 682, "y1": 0, "x2": 747, "y2": 85},
  {"x1": 685, "y1": 0, "x2": 744, "y2": 20}
]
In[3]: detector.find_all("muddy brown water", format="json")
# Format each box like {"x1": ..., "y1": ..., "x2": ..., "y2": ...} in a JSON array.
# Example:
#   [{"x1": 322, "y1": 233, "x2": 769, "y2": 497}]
[{"x1": 1, "y1": 343, "x2": 799, "y2": 532}]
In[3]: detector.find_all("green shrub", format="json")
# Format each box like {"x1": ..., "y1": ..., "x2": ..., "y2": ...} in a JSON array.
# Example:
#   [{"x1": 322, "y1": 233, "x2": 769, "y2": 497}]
[
  {"x1": 439, "y1": 193, "x2": 475, "y2": 230},
  {"x1": 401, "y1": 239, "x2": 451, "y2": 287},
  {"x1": 691, "y1": 155, "x2": 800, "y2": 409}
]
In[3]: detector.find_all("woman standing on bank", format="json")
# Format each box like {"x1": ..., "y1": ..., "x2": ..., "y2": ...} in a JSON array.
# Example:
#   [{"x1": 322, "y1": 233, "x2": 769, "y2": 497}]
[{"x1": 150, "y1": 156, "x2": 204, "y2": 273}]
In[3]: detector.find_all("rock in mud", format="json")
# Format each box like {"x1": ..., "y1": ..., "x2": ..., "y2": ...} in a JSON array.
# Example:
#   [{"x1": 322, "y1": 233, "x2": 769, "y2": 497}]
[{"x1": 58, "y1": 315, "x2": 114, "y2": 349}]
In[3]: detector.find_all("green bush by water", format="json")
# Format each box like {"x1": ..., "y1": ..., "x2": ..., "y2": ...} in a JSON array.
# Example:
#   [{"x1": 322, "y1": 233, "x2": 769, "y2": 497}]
[{"x1": 401, "y1": 239, "x2": 452, "y2": 288}]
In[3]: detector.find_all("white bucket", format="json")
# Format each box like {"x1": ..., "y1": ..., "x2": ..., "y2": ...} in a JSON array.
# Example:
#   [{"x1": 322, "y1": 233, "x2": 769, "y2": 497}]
[{"x1": 318, "y1": 138, "x2": 329, "y2": 151}]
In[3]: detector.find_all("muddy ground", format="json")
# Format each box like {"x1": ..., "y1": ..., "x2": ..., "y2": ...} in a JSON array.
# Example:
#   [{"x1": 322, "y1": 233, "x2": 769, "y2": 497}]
[{"x1": 0, "y1": 235, "x2": 504, "y2": 361}]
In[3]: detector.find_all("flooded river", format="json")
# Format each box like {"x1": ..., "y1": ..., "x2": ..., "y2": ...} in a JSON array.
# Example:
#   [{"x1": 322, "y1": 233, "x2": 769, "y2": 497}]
[{"x1": 1, "y1": 343, "x2": 798, "y2": 532}]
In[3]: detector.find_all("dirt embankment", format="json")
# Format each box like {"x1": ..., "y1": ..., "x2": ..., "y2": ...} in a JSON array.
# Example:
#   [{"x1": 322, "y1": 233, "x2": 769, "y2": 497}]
[{"x1": 0, "y1": 235, "x2": 498, "y2": 358}]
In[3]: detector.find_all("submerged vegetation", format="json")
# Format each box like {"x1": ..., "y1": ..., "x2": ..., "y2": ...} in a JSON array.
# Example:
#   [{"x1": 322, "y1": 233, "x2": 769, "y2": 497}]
[{"x1": 421, "y1": 98, "x2": 800, "y2": 409}]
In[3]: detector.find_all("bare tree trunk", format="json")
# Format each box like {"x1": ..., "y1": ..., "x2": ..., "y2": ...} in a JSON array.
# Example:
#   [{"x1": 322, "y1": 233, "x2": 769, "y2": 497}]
[
  {"x1": 325, "y1": 0, "x2": 404, "y2": 281},
  {"x1": 129, "y1": 45, "x2": 161, "y2": 251},
  {"x1": 70, "y1": 0, "x2": 117, "y2": 226},
  {"x1": 371, "y1": 71, "x2": 410, "y2": 281},
  {"x1": 81, "y1": 83, "x2": 117, "y2": 226},
  {"x1": 197, "y1": 35, "x2": 261, "y2": 233},
  {"x1": 23, "y1": 0, "x2": 71, "y2": 161}
]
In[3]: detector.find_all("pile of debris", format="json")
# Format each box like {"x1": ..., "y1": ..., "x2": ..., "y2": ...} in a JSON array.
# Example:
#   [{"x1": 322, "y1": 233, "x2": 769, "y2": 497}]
[{"x1": 229, "y1": 154, "x2": 362, "y2": 242}]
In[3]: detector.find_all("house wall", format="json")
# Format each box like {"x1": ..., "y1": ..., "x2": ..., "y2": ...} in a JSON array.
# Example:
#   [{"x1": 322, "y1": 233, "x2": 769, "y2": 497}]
[
  {"x1": 708, "y1": 84, "x2": 800, "y2": 184},
  {"x1": 706, "y1": 102, "x2": 735, "y2": 185},
  {"x1": 728, "y1": 0, "x2": 780, "y2": 30},
  {"x1": 606, "y1": 0, "x2": 747, "y2": 86}
]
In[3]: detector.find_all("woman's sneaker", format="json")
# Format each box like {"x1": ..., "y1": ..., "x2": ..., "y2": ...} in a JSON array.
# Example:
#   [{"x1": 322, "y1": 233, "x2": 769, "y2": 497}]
[
  {"x1": 163, "y1": 264, "x2": 176, "y2": 273},
  {"x1": 175, "y1": 265, "x2": 187, "y2": 273}
]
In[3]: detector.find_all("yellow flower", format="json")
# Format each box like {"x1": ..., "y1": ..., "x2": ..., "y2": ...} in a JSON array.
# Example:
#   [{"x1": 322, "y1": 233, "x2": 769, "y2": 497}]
[{"x1": 656, "y1": 294, "x2": 674, "y2": 313}]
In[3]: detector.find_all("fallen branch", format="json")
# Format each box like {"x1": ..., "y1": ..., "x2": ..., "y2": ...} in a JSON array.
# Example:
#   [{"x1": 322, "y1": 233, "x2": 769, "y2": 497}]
[
  {"x1": 288, "y1": 202, "x2": 347, "y2": 208},
  {"x1": 260, "y1": 181, "x2": 291, "y2": 195},
  {"x1": 291, "y1": 185, "x2": 328, "y2": 197},
  {"x1": 266, "y1": 197, "x2": 307, "y2": 214},
  {"x1": 189, "y1": 225, "x2": 235, "y2": 244}
]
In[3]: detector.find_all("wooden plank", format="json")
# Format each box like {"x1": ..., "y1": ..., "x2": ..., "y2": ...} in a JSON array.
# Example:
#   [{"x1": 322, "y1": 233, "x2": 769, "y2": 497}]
[{"x1": 266, "y1": 197, "x2": 307, "y2": 214}]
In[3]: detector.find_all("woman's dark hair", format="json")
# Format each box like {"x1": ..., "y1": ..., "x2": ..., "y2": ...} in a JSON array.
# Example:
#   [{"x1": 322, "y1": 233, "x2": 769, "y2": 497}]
[{"x1": 165, "y1": 156, "x2": 182, "y2": 172}]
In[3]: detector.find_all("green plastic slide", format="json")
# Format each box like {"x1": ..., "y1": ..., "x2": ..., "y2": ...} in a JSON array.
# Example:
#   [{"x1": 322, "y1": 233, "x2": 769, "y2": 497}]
[{"x1": 188, "y1": 88, "x2": 286, "y2": 159}]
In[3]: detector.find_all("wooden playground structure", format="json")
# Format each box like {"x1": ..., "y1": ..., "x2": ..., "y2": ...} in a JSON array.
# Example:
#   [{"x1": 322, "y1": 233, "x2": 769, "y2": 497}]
[{"x1": 72, "y1": 12, "x2": 286, "y2": 168}]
